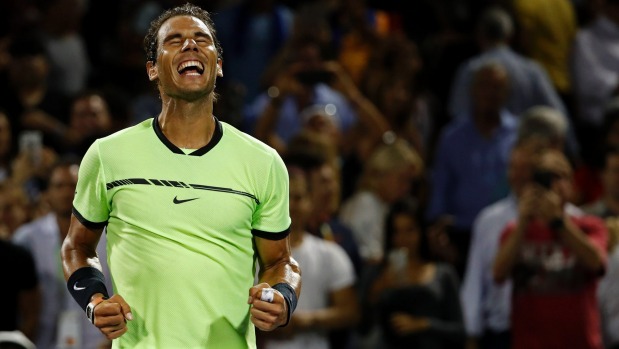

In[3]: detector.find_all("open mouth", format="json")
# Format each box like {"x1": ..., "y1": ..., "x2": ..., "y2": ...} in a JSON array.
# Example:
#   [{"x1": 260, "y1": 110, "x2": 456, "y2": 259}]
[{"x1": 177, "y1": 60, "x2": 204, "y2": 76}]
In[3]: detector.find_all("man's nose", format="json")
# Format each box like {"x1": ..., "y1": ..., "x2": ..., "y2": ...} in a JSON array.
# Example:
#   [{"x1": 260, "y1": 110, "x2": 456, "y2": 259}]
[{"x1": 181, "y1": 38, "x2": 198, "y2": 51}]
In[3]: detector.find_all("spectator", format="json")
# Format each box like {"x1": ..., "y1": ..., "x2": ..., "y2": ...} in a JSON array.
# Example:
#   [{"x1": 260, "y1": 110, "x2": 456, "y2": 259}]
[
  {"x1": 38, "y1": 0, "x2": 90, "y2": 97},
  {"x1": 460, "y1": 135, "x2": 577, "y2": 349},
  {"x1": 573, "y1": 94, "x2": 619, "y2": 207},
  {"x1": 426, "y1": 61, "x2": 518, "y2": 279},
  {"x1": 61, "y1": 89, "x2": 114, "y2": 157},
  {"x1": 12, "y1": 158, "x2": 112, "y2": 349},
  {"x1": 259, "y1": 166, "x2": 359, "y2": 349},
  {"x1": 284, "y1": 136, "x2": 362, "y2": 276},
  {"x1": 340, "y1": 138, "x2": 423, "y2": 266},
  {"x1": 244, "y1": 36, "x2": 358, "y2": 149},
  {"x1": 0, "y1": 31, "x2": 70, "y2": 153},
  {"x1": 0, "y1": 183, "x2": 32, "y2": 240},
  {"x1": 571, "y1": 0, "x2": 619, "y2": 129},
  {"x1": 448, "y1": 6, "x2": 568, "y2": 121},
  {"x1": 368, "y1": 199, "x2": 465, "y2": 349},
  {"x1": 493, "y1": 148, "x2": 607, "y2": 349},
  {"x1": 582, "y1": 145, "x2": 619, "y2": 349}
]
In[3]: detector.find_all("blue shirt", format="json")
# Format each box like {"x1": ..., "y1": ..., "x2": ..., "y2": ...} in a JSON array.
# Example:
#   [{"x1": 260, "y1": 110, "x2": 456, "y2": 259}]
[
  {"x1": 243, "y1": 84, "x2": 357, "y2": 144},
  {"x1": 426, "y1": 111, "x2": 517, "y2": 230},
  {"x1": 448, "y1": 45, "x2": 567, "y2": 119}
]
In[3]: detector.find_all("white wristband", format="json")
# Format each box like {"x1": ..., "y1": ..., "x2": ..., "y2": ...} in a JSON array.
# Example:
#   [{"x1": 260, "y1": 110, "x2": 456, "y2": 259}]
[{"x1": 260, "y1": 288, "x2": 274, "y2": 303}]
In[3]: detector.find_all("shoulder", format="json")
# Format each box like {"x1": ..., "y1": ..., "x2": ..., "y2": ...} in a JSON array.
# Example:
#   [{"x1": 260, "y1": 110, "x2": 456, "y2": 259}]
[
  {"x1": 220, "y1": 121, "x2": 280, "y2": 158},
  {"x1": 12, "y1": 214, "x2": 54, "y2": 242},
  {"x1": 92, "y1": 119, "x2": 154, "y2": 151}
]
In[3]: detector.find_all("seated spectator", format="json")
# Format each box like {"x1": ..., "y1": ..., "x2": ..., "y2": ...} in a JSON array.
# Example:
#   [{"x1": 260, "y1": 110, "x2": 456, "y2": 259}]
[
  {"x1": 340, "y1": 138, "x2": 423, "y2": 266},
  {"x1": 258, "y1": 166, "x2": 359, "y2": 349},
  {"x1": 494, "y1": 148, "x2": 607, "y2": 349},
  {"x1": 368, "y1": 199, "x2": 465, "y2": 349}
]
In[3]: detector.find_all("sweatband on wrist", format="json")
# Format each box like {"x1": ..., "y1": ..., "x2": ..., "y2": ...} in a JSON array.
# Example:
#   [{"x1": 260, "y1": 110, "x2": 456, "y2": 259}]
[
  {"x1": 67, "y1": 266, "x2": 109, "y2": 311},
  {"x1": 272, "y1": 283, "x2": 297, "y2": 327}
]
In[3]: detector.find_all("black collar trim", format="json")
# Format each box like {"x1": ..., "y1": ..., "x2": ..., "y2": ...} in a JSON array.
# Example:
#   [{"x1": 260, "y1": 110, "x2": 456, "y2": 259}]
[{"x1": 153, "y1": 116, "x2": 223, "y2": 156}]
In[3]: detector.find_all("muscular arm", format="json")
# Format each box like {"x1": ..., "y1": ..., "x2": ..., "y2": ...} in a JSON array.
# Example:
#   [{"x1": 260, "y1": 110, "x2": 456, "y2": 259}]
[
  {"x1": 255, "y1": 236, "x2": 301, "y2": 298},
  {"x1": 61, "y1": 214, "x2": 132, "y2": 340},
  {"x1": 61, "y1": 215, "x2": 105, "y2": 281},
  {"x1": 250, "y1": 235, "x2": 301, "y2": 331}
]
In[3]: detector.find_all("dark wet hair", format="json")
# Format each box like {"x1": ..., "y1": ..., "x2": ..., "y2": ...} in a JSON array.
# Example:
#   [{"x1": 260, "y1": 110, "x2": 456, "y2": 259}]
[
  {"x1": 143, "y1": 3, "x2": 222, "y2": 63},
  {"x1": 383, "y1": 199, "x2": 432, "y2": 262}
]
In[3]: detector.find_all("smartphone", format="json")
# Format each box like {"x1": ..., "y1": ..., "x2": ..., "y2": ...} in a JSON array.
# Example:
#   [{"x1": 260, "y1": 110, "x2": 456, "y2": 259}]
[
  {"x1": 294, "y1": 69, "x2": 334, "y2": 86},
  {"x1": 19, "y1": 130, "x2": 43, "y2": 166}
]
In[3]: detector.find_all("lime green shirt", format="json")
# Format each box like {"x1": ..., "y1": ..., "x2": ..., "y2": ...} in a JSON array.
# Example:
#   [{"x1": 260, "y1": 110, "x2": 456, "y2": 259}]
[{"x1": 73, "y1": 117, "x2": 290, "y2": 349}]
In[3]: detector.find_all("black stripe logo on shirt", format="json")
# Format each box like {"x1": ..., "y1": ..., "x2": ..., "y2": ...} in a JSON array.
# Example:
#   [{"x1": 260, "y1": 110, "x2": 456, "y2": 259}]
[{"x1": 105, "y1": 178, "x2": 260, "y2": 204}]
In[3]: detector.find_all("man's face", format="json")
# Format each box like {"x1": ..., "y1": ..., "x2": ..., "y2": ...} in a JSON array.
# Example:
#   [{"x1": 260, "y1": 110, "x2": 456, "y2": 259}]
[
  {"x1": 47, "y1": 165, "x2": 78, "y2": 217},
  {"x1": 472, "y1": 67, "x2": 509, "y2": 115},
  {"x1": 147, "y1": 15, "x2": 222, "y2": 101},
  {"x1": 71, "y1": 95, "x2": 111, "y2": 135}
]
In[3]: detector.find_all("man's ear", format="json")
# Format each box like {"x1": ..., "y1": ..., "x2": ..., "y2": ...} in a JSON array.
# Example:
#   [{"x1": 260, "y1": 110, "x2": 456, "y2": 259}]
[
  {"x1": 216, "y1": 58, "x2": 223, "y2": 78},
  {"x1": 146, "y1": 61, "x2": 158, "y2": 81}
]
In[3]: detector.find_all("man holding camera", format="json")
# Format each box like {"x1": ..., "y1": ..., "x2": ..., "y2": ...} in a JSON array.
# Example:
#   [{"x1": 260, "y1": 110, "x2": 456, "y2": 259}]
[{"x1": 493, "y1": 148, "x2": 608, "y2": 349}]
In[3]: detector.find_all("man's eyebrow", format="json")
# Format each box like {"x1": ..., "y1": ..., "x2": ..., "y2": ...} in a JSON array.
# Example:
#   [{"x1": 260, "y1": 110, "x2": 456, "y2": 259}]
[{"x1": 162, "y1": 31, "x2": 212, "y2": 43}]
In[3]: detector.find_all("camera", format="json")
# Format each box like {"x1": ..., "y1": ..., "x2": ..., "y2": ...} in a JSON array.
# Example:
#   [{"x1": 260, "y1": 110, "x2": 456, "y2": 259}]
[
  {"x1": 294, "y1": 69, "x2": 334, "y2": 86},
  {"x1": 532, "y1": 170, "x2": 556, "y2": 189}
]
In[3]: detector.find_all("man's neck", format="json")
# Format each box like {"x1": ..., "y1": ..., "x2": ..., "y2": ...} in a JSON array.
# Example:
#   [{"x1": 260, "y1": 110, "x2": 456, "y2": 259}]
[{"x1": 158, "y1": 97, "x2": 216, "y2": 149}]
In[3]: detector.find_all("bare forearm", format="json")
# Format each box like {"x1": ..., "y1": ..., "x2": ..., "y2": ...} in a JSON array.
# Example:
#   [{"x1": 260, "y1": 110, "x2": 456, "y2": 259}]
[
  {"x1": 559, "y1": 219, "x2": 605, "y2": 272},
  {"x1": 304, "y1": 306, "x2": 359, "y2": 330},
  {"x1": 61, "y1": 217, "x2": 104, "y2": 280},
  {"x1": 61, "y1": 238, "x2": 102, "y2": 279},
  {"x1": 493, "y1": 222, "x2": 526, "y2": 283}
]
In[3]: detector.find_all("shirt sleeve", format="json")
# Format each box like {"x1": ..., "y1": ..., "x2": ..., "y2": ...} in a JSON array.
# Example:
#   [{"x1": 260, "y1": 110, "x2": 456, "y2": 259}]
[
  {"x1": 324, "y1": 241, "x2": 356, "y2": 291},
  {"x1": 251, "y1": 150, "x2": 291, "y2": 237},
  {"x1": 73, "y1": 140, "x2": 110, "y2": 228},
  {"x1": 460, "y1": 213, "x2": 489, "y2": 336}
]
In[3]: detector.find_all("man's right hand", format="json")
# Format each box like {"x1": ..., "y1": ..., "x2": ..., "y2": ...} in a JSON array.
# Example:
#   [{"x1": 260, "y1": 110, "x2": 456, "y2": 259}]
[{"x1": 92, "y1": 294, "x2": 133, "y2": 340}]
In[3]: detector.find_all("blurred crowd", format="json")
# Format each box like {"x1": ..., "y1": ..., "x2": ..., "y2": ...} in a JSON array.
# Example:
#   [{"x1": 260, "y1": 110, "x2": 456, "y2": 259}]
[{"x1": 1, "y1": 0, "x2": 619, "y2": 348}]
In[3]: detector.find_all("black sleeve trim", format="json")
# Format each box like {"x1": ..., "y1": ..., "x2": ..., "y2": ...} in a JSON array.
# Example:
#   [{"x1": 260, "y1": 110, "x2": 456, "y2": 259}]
[
  {"x1": 252, "y1": 226, "x2": 290, "y2": 240},
  {"x1": 72, "y1": 206, "x2": 108, "y2": 229}
]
